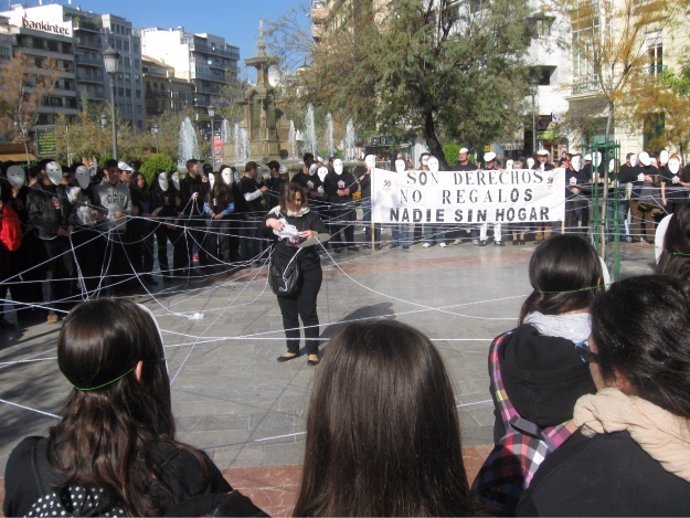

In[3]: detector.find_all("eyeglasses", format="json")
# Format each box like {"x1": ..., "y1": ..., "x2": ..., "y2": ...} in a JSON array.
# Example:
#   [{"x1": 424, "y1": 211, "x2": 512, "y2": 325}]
[{"x1": 575, "y1": 338, "x2": 598, "y2": 364}]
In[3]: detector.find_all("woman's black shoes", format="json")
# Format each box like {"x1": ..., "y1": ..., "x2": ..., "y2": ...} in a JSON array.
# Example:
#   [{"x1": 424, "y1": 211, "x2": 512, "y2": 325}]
[
  {"x1": 307, "y1": 354, "x2": 320, "y2": 366},
  {"x1": 277, "y1": 352, "x2": 300, "y2": 362}
]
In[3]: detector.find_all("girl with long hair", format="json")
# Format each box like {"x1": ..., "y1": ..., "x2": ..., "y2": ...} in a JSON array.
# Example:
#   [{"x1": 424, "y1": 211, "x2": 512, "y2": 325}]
[
  {"x1": 294, "y1": 320, "x2": 478, "y2": 516},
  {"x1": 3, "y1": 299, "x2": 261, "y2": 516},
  {"x1": 473, "y1": 234, "x2": 604, "y2": 514}
]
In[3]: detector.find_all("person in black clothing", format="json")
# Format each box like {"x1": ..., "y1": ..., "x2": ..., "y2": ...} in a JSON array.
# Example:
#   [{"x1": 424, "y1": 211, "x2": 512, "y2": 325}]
[
  {"x1": 202, "y1": 169, "x2": 236, "y2": 270},
  {"x1": 518, "y1": 275, "x2": 690, "y2": 516},
  {"x1": 179, "y1": 159, "x2": 209, "y2": 276},
  {"x1": 238, "y1": 161, "x2": 268, "y2": 263},
  {"x1": 358, "y1": 156, "x2": 382, "y2": 248},
  {"x1": 454, "y1": 148, "x2": 479, "y2": 244},
  {"x1": 565, "y1": 154, "x2": 591, "y2": 236},
  {"x1": 532, "y1": 150, "x2": 556, "y2": 241},
  {"x1": 26, "y1": 159, "x2": 74, "y2": 323},
  {"x1": 130, "y1": 172, "x2": 155, "y2": 285},
  {"x1": 617, "y1": 152, "x2": 637, "y2": 242},
  {"x1": 262, "y1": 183, "x2": 328, "y2": 366},
  {"x1": 2, "y1": 298, "x2": 263, "y2": 517},
  {"x1": 265, "y1": 160, "x2": 287, "y2": 209},
  {"x1": 323, "y1": 160, "x2": 359, "y2": 252},
  {"x1": 151, "y1": 171, "x2": 186, "y2": 278},
  {"x1": 4, "y1": 164, "x2": 45, "y2": 322}
]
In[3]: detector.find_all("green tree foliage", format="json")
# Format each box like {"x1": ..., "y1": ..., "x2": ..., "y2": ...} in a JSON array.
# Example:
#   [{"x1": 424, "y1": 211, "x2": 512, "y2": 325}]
[
  {"x1": 630, "y1": 63, "x2": 690, "y2": 161},
  {"x1": 305, "y1": 0, "x2": 533, "y2": 167},
  {"x1": 140, "y1": 153, "x2": 176, "y2": 184}
]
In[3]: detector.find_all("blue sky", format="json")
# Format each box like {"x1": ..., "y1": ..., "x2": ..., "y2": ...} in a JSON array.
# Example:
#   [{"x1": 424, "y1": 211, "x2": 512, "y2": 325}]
[{"x1": 28, "y1": 0, "x2": 311, "y2": 78}]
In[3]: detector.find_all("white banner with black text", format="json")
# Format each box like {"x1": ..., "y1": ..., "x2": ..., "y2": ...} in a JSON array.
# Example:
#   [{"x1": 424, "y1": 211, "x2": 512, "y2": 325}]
[{"x1": 371, "y1": 168, "x2": 565, "y2": 225}]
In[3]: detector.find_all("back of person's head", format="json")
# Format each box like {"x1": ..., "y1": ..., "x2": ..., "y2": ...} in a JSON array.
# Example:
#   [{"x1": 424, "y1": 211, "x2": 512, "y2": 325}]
[
  {"x1": 657, "y1": 205, "x2": 690, "y2": 286},
  {"x1": 48, "y1": 298, "x2": 178, "y2": 516},
  {"x1": 519, "y1": 234, "x2": 603, "y2": 324},
  {"x1": 294, "y1": 320, "x2": 475, "y2": 517},
  {"x1": 591, "y1": 275, "x2": 690, "y2": 419}
]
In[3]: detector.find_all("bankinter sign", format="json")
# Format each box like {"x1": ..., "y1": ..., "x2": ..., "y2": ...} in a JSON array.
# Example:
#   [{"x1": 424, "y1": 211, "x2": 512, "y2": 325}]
[{"x1": 22, "y1": 17, "x2": 71, "y2": 36}]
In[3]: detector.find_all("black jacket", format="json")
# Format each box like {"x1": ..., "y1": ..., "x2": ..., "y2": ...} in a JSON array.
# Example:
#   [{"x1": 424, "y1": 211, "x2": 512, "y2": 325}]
[
  {"x1": 494, "y1": 324, "x2": 596, "y2": 442},
  {"x1": 260, "y1": 208, "x2": 327, "y2": 273},
  {"x1": 3, "y1": 436, "x2": 234, "y2": 517},
  {"x1": 517, "y1": 430, "x2": 690, "y2": 516},
  {"x1": 323, "y1": 171, "x2": 359, "y2": 204},
  {"x1": 179, "y1": 174, "x2": 208, "y2": 217},
  {"x1": 26, "y1": 183, "x2": 71, "y2": 240}
]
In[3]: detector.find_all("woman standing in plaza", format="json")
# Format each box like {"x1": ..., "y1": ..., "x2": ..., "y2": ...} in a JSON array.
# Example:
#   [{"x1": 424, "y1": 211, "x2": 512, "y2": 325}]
[{"x1": 262, "y1": 183, "x2": 328, "y2": 366}]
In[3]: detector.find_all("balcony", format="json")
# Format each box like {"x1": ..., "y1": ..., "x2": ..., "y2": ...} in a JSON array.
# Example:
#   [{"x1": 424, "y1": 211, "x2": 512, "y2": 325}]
[
  {"x1": 311, "y1": 0, "x2": 330, "y2": 22},
  {"x1": 72, "y1": 18, "x2": 102, "y2": 33},
  {"x1": 571, "y1": 79, "x2": 600, "y2": 96},
  {"x1": 76, "y1": 71, "x2": 104, "y2": 83},
  {"x1": 187, "y1": 40, "x2": 239, "y2": 60}
]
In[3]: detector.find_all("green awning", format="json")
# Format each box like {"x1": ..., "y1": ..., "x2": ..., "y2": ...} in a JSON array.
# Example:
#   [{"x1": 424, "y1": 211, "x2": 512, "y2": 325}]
[{"x1": 537, "y1": 128, "x2": 559, "y2": 141}]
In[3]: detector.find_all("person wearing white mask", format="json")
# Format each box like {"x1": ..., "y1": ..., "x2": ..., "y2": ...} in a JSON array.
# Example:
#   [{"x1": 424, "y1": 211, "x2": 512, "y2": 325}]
[
  {"x1": 631, "y1": 151, "x2": 658, "y2": 243},
  {"x1": 618, "y1": 153, "x2": 638, "y2": 243},
  {"x1": 357, "y1": 155, "x2": 382, "y2": 250},
  {"x1": 421, "y1": 155, "x2": 448, "y2": 249},
  {"x1": 202, "y1": 168, "x2": 237, "y2": 271},
  {"x1": 26, "y1": 159, "x2": 74, "y2": 323},
  {"x1": 391, "y1": 158, "x2": 410, "y2": 248},
  {"x1": 532, "y1": 150, "x2": 555, "y2": 242},
  {"x1": 661, "y1": 154, "x2": 683, "y2": 214},
  {"x1": 151, "y1": 171, "x2": 184, "y2": 278},
  {"x1": 564, "y1": 154, "x2": 591, "y2": 237},
  {"x1": 324, "y1": 158, "x2": 360, "y2": 252},
  {"x1": 476, "y1": 152, "x2": 503, "y2": 246}
]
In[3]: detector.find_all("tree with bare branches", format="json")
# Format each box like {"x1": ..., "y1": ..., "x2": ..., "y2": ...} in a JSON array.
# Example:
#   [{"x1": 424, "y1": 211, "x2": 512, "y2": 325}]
[{"x1": 0, "y1": 51, "x2": 60, "y2": 144}]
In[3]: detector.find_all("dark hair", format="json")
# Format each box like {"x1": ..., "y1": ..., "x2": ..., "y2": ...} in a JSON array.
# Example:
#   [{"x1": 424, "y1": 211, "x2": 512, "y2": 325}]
[
  {"x1": 303, "y1": 152, "x2": 314, "y2": 165},
  {"x1": 202, "y1": 163, "x2": 213, "y2": 176},
  {"x1": 519, "y1": 234, "x2": 603, "y2": 324},
  {"x1": 266, "y1": 160, "x2": 280, "y2": 172},
  {"x1": 103, "y1": 158, "x2": 118, "y2": 170},
  {"x1": 185, "y1": 159, "x2": 198, "y2": 171},
  {"x1": 47, "y1": 299, "x2": 205, "y2": 516},
  {"x1": 294, "y1": 321, "x2": 476, "y2": 516},
  {"x1": 245, "y1": 160, "x2": 258, "y2": 173},
  {"x1": 591, "y1": 275, "x2": 690, "y2": 418},
  {"x1": 279, "y1": 182, "x2": 307, "y2": 212},
  {"x1": 657, "y1": 206, "x2": 690, "y2": 286},
  {"x1": 208, "y1": 172, "x2": 233, "y2": 207}
]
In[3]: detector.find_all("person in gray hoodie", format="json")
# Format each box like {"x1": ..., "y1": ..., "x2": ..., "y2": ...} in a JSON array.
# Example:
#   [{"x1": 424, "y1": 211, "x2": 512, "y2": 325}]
[{"x1": 93, "y1": 159, "x2": 134, "y2": 294}]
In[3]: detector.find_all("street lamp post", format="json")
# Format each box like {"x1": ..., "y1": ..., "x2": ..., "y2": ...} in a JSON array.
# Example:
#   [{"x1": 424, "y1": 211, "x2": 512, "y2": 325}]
[
  {"x1": 529, "y1": 80, "x2": 539, "y2": 155},
  {"x1": 103, "y1": 46, "x2": 120, "y2": 160},
  {"x1": 151, "y1": 123, "x2": 160, "y2": 154},
  {"x1": 208, "y1": 105, "x2": 215, "y2": 168}
]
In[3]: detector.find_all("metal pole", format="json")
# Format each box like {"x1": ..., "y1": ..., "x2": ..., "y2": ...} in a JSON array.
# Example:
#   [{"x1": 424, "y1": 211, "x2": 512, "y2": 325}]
[
  {"x1": 210, "y1": 117, "x2": 214, "y2": 167},
  {"x1": 531, "y1": 92, "x2": 536, "y2": 154},
  {"x1": 110, "y1": 76, "x2": 118, "y2": 160}
]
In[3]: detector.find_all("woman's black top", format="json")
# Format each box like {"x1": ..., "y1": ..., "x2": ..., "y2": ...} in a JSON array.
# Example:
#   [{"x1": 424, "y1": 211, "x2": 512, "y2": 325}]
[{"x1": 260, "y1": 209, "x2": 327, "y2": 273}]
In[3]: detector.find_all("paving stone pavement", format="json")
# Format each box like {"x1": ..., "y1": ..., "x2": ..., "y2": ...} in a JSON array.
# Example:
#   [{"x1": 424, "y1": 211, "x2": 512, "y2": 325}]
[{"x1": 0, "y1": 234, "x2": 656, "y2": 513}]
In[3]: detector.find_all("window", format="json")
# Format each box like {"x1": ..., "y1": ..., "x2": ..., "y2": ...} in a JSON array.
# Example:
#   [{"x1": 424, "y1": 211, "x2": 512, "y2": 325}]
[
  {"x1": 124, "y1": 57, "x2": 131, "y2": 67},
  {"x1": 124, "y1": 41, "x2": 129, "y2": 52},
  {"x1": 647, "y1": 32, "x2": 663, "y2": 76},
  {"x1": 116, "y1": 39, "x2": 122, "y2": 50},
  {"x1": 125, "y1": 88, "x2": 131, "y2": 97}
]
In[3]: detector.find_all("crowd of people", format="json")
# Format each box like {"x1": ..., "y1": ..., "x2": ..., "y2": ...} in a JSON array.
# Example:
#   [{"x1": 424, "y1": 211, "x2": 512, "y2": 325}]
[
  {"x1": 4, "y1": 221, "x2": 690, "y2": 514},
  {"x1": 0, "y1": 145, "x2": 688, "y2": 330}
]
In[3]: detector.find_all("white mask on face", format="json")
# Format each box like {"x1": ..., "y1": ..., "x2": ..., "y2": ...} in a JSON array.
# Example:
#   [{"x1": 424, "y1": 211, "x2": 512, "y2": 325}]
[
  {"x1": 506, "y1": 159, "x2": 514, "y2": 171},
  {"x1": 594, "y1": 152, "x2": 602, "y2": 168},
  {"x1": 221, "y1": 167, "x2": 233, "y2": 186},
  {"x1": 208, "y1": 172, "x2": 216, "y2": 189},
  {"x1": 233, "y1": 170, "x2": 242, "y2": 184},
  {"x1": 6, "y1": 165, "x2": 25, "y2": 189},
  {"x1": 427, "y1": 156, "x2": 439, "y2": 173},
  {"x1": 572, "y1": 155, "x2": 582, "y2": 172},
  {"x1": 171, "y1": 172, "x2": 180, "y2": 190},
  {"x1": 45, "y1": 161, "x2": 62, "y2": 186},
  {"x1": 659, "y1": 149, "x2": 669, "y2": 166},
  {"x1": 309, "y1": 164, "x2": 318, "y2": 176},
  {"x1": 630, "y1": 155, "x2": 637, "y2": 167},
  {"x1": 75, "y1": 165, "x2": 90, "y2": 189},
  {"x1": 608, "y1": 159, "x2": 615, "y2": 173},
  {"x1": 395, "y1": 159, "x2": 405, "y2": 173},
  {"x1": 668, "y1": 157, "x2": 681, "y2": 175},
  {"x1": 333, "y1": 159, "x2": 343, "y2": 175},
  {"x1": 317, "y1": 166, "x2": 328, "y2": 182},
  {"x1": 364, "y1": 154, "x2": 376, "y2": 171},
  {"x1": 158, "y1": 172, "x2": 169, "y2": 192},
  {"x1": 526, "y1": 157, "x2": 535, "y2": 169}
]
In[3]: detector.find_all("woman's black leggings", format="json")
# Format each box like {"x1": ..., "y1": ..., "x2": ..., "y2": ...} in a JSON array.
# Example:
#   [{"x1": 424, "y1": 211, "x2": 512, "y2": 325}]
[{"x1": 277, "y1": 267, "x2": 322, "y2": 354}]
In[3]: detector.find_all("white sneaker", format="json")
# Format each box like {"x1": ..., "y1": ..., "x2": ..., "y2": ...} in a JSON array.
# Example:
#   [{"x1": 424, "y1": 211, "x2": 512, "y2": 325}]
[
  {"x1": 451, "y1": 239, "x2": 462, "y2": 245},
  {"x1": 422, "y1": 242, "x2": 432, "y2": 248},
  {"x1": 438, "y1": 242, "x2": 447, "y2": 248}
]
